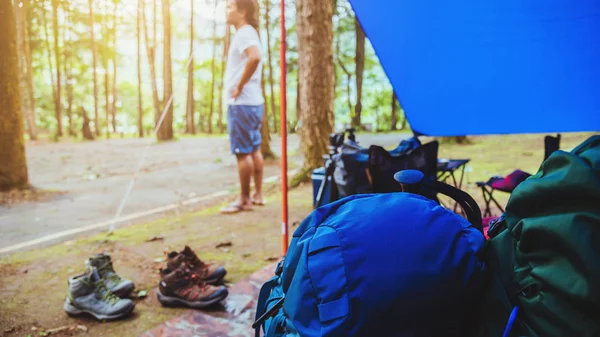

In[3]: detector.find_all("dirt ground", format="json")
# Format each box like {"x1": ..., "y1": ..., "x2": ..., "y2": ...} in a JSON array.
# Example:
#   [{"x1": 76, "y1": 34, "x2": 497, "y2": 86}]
[
  {"x1": 0, "y1": 183, "x2": 314, "y2": 337},
  {"x1": 0, "y1": 133, "x2": 406, "y2": 253},
  {"x1": 0, "y1": 131, "x2": 597, "y2": 337}
]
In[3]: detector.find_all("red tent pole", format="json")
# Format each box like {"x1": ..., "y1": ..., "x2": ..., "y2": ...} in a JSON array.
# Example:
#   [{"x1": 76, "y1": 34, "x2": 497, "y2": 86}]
[{"x1": 280, "y1": 0, "x2": 289, "y2": 256}]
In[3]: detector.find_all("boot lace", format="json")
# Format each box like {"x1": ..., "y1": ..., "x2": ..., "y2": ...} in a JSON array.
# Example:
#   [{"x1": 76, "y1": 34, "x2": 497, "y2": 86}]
[{"x1": 94, "y1": 280, "x2": 120, "y2": 305}]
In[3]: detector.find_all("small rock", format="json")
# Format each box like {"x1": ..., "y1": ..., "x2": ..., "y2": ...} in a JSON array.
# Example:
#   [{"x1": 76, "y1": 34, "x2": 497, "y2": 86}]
[
  {"x1": 3, "y1": 327, "x2": 14, "y2": 333},
  {"x1": 76, "y1": 325, "x2": 88, "y2": 332},
  {"x1": 221, "y1": 248, "x2": 230, "y2": 253},
  {"x1": 145, "y1": 236, "x2": 164, "y2": 243},
  {"x1": 68, "y1": 269, "x2": 74, "y2": 273},
  {"x1": 153, "y1": 257, "x2": 166, "y2": 263},
  {"x1": 215, "y1": 241, "x2": 233, "y2": 249},
  {"x1": 31, "y1": 326, "x2": 38, "y2": 331},
  {"x1": 137, "y1": 290, "x2": 147, "y2": 299}
]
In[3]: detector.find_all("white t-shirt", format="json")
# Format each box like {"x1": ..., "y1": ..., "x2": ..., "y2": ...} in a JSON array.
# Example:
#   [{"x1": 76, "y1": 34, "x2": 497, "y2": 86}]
[{"x1": 224, "y1": 25, "x2": 264, "y2": 106}]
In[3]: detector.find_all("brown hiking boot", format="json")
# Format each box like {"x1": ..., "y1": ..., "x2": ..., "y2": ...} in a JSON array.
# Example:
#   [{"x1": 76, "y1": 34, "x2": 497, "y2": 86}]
[
  {"x1": 166, "y1": 246, "x2": 227, "y2": 285},
  {"x1": 157, "y1": 263, "x2": 228, "y2": 309}
]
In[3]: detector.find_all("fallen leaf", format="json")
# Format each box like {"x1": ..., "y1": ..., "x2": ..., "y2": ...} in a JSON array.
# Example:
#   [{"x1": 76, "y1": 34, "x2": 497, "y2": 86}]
[
  {"x1": 145, "y1": 236, "x2": 164, "y2": 242},
  {"x1": 137, "y1": 290, "x2": 147, "y2": 299},
  {"x1": 77, "y1": 325, "x2": 88, "y2": 332},
  {"x1": 3, "y1": 328, "x2": 14, "y2": 333},
  {"x1": 264, "y1": 256, "x2": 279, "y2": 262},
  {"x1": 215, "y1": 241, "x2": 232, "y2": 249}
]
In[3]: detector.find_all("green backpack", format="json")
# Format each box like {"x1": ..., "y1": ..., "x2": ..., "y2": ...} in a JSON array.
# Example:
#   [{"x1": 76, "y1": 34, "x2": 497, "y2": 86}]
[{"x1": 471, "y1": 135, "x2": 600, "y2": 337}]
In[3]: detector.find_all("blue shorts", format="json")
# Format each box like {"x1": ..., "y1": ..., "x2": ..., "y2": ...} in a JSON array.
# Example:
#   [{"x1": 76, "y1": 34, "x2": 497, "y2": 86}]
[{"x1": 227, "y1": 104, "x2": 264, "y2": 155}]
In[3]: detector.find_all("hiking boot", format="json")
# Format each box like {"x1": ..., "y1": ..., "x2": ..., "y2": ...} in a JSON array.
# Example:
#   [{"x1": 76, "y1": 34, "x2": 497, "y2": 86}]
[
  {"x1": 64, "y1": 267, "x2": 135, "y2": 321},
  {"x1": 86, "y1": 253, "x2": 135, "y2": 297},
  {"x1": 166, "y1": 246, "x2": 227, "y2": 285},
  {"x1": 157, "y1": 263, "x2": 229, "y2": 309}
]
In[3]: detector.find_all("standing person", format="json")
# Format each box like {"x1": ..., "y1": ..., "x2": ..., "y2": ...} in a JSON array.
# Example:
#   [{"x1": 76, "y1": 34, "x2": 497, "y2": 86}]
[{"x1": 221, "y1": 0, "x2": 266, "y2": 214}]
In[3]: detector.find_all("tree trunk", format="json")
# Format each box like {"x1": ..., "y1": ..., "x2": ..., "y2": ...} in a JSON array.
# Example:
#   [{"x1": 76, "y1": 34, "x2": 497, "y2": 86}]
[
  {"x1": 337, "y1": 57, "x2": 353, "y2": 115},
  {"x1": 295, "y1": 0, "x2": 304, "y2": 128},
  {"x1": 89, "y1": 0, "x2": 100, "y2": 137},
  {"x1": 454, "y1": 136, "x2": 469, "y2": 144},
  {"x1": 157, "y1": 0, "x2": 173, "y2": 141},
  {"x1": 63, "y1": 6, "x2": 75, "y2": 136},
  {"x1": 400, "y1": 109, "x2": 408, "y2": 130},
  {"x1": 153, "y1": 0, "x2": 157, "y2": 47},
  {"x1": 52, "y1": 0, "x2": 63, "y2": 137},
  {"x1": 111, "y1": 0, "x2": 118, "y2": 134},
  {"x1": 14, "y1": 1, "x2": 35, "y2": 140},
  {"x1": 296, "y1": 0, "x2": 335, "y2": 178},
  {"x1": 137, "y1": 0, "x2": 144, "y2": 138},
  {"x1": 41, "y1": 4, "x2": 59, "y2": 138},
  {"x1": 103, "y1": 0, "x2": 110, "y2": 138},
  {"x1": 185, "y1": 0, "x2": 195, "y2": 134},
  {"x1": 391, "y1": 91, "x2": 398, "y2": 131},
  {"x1": 353, "y1": 18, "x2": 365, "y2": 129},
  {"x1": 260, "y1": 65, "x2": 275, "y2": 159},
  {"x1": 264, "y1": 0, "x2": 278, "y2": 134},
  {"x1": 14, "y1": 2, "x2": 28, "y2": 136},
  {"x1": 81, "y1": 107, "x2": 95, "y2": 140},
  {"x1": 23, "y1": 0, "x2": 37, "y2": 140},
  {"x1": 295, "y1": 76, "x2": 300, "y2": 131},
  {"x1": 218, "y1": 24, "x2": 231, "y2": 134},
  {"x1": 0, "y1": 1, "x2": 29, "y2": 190},
  {"x1": 142, "y1": 0, "x2": 162, "y2": 129},
  {"x1": 207, "y1": 0, "x2": 218, "y2": 135}
]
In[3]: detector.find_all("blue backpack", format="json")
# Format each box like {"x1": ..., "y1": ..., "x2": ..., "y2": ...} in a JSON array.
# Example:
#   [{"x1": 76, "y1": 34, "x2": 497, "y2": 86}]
[{"x1": 254, "y1": 192, "x2": 485, "y2": 337}]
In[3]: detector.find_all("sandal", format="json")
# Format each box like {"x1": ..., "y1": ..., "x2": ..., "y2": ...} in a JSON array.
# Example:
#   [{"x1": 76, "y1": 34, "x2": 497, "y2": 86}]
[
  {"x1": 252, "y1": 198, "x2": 267, "y2": 206},
  {"x1": 220, "y1": 202, "x2": 252, "y2": 214}
]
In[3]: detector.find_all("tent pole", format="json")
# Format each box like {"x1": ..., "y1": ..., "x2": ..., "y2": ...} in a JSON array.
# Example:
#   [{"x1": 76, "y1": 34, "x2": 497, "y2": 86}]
[{"x1": 280, "y1": 0, "x2": 289, "y2": 256}]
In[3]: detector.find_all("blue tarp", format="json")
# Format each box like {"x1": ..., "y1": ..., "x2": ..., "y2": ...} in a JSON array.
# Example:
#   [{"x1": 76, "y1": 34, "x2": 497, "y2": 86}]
[{"x1": 348, "y1": 0, "x2": 600, "y2": 136}]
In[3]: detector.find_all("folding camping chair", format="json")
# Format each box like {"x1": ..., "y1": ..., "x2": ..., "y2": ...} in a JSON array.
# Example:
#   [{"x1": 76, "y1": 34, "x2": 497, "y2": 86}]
[
  {"x1": 476, "y1": 134, "x2": 561, "y2": 217},
  {"x1": 368, "y1": 140, "x2": 439, "y2": 201}
]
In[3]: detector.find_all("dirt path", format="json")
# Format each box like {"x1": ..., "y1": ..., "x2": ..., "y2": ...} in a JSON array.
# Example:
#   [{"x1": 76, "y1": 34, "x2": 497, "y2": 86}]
[{"x1": 0, "y1": 133, "x2": 407, "y2": 253}]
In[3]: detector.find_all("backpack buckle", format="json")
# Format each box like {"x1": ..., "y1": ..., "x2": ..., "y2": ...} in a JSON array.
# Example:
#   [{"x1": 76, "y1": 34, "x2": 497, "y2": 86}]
[
  {"x1": 275, "y1": 259, "x2": 284, "y2": 276},
  {"x1": 488, "y1": 214, "x2": 506, "y2": 238},
  {"x1": 252, "y1": 296, "x2": 285, "y2": 329}
]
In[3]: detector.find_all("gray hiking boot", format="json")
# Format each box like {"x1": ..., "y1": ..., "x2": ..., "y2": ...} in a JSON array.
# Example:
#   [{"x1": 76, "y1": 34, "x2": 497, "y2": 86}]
[
  {"x1": 86, "y1": 253, "x2": 135, "y2": 297},
  {"x1": 64, "y1": 267, "x2": 135, "y2": 321}
]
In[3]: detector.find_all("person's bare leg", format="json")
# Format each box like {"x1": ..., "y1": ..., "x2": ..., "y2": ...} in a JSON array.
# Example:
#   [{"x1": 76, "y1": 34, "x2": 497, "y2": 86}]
[
  {"x1": 236, "y1": 153, "x2": 254, "y2": 207},
  {"x1": 251, "y1": 149, "x2": 264, "y2": 204}
]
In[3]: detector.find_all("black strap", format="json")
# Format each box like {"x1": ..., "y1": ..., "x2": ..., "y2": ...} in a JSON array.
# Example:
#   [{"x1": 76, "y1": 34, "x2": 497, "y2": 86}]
[{"x1": 427, "y1": 180, "x2": 483, "y2": 232}]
